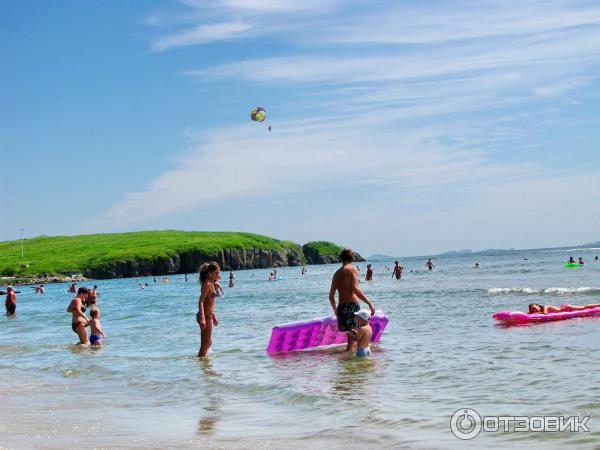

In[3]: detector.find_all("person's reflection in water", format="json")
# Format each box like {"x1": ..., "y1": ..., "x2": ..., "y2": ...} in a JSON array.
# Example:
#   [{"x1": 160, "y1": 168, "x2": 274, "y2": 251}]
[
  {"x1": 197, "y1": 357, "x2": 222, "y2": 436},
  {"x1": 331, "y1": 351, "x2": 377, "y2": 401}
]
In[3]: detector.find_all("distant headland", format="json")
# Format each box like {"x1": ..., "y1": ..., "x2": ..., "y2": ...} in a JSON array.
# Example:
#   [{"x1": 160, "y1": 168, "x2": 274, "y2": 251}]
[{"x1": 0, "y1": 231, "x2": 365, "y2": 284}]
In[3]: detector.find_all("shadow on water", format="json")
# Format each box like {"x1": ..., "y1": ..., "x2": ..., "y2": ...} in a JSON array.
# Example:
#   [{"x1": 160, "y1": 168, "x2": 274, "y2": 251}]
[
  {"x1": 196, "y1": 357, "x2": 222, "y2": 436},
  {"x1": 267, "y1": 344, "x2": 347, "y2": 360},
  {"x1": 68, "y1": 342, "x2": 91, "y2": 354}
]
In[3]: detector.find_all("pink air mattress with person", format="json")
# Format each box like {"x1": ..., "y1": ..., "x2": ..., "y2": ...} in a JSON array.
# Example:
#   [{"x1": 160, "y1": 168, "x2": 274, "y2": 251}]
[
  {"x1": 267, "y1": 310, "x2": 389, "y2": 353},
  {"x1": 493, "y1": 305, "x2": 600, "y2": 325}
]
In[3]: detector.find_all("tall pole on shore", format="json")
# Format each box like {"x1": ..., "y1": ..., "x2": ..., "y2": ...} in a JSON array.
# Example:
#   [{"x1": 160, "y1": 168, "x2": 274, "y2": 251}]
[{"x1": 18, "y1": 228, "x2": 24, "y2": 259}]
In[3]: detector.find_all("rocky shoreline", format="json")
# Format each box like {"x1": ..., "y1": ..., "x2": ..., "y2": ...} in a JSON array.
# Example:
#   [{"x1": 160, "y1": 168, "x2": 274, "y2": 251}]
[
  {"x1": 1, "y1": 274, "x2": 88, "y2": 287},
  {"x1": 1, "y1": 245, "x2": 365, "y2": 285}
]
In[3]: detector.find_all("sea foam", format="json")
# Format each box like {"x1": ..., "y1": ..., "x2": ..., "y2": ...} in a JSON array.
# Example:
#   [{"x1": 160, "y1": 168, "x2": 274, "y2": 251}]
[{"x1": 488, "y1": 287, "x2": 600, "y2": 295}]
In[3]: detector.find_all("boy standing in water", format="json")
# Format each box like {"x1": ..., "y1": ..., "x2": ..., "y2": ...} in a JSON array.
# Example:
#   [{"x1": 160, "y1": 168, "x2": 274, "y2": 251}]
[
  {"x1": 88, "y1": 307, "x2": 107, "y2": 346},
  {"x1": 348, "y1": 309, "x2": 372, "y2": 357},
  {"x1": 329, "y1": 248, "x2": 375, "y2": 352}
]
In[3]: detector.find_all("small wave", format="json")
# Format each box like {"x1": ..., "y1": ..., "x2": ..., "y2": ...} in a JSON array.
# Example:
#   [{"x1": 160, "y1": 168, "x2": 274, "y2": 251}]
[
  {"x1": 544, "y1": 287, "x2": 600, "y2": 295},
  {"x1": 488, "y1": 287, "x2": 600, "y2": 295},
  {"x1": 488, "y1": 288, "x2": 540, "y2": 295}
]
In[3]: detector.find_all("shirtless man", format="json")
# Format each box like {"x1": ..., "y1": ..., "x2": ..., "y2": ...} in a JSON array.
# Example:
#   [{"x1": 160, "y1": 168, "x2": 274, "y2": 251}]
[
  {"x1": 426, "y1": 258, "x2": 434, "y2": 270},
  {"x1": 67, "y1": 287, "x2": 90, "y2": 345},
  {"x1": 365, "y1": 264, "x2": 373, "y2": 281},
  {"x1": 392, "y1": 261, "x2": 403, "y2": 280},
  {"x1": 329, "y1": 248, "x2": 375, "y2": 351}
]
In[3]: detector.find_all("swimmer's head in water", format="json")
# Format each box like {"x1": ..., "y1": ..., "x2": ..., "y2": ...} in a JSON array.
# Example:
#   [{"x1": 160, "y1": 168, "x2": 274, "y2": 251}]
[
  {"x1": 340, "y1": 248, "x2": 354, "y2": 263},
  {"x1": 529, "y1": 303, "x2": 543, "y2": 313},
  {"x1": 199, "y1": 262, "x2": 220, "y2": 283}
]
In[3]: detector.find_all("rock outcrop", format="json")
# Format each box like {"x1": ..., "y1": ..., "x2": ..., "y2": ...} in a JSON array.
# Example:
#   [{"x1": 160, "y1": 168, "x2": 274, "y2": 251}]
[
  {"x1": 84, "y1": 246, "x2": 306, "y2": 279},
  {"x1": 302, "y1": 243, "x2": 365, "y2": 265}
]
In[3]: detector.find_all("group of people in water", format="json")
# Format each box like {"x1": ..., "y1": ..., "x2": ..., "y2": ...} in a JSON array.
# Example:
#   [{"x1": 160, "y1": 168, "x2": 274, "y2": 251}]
[
  {"x1": 4, "y1": 251, "x2": 600, "y2": 356},
  {"x1": 196, "y1": 248, "x2": 376, "y2": 358},
  {"x1": 568, "y1": 256, "x2": 591, "y2": 265},
  {"x1": 66, "y1": 286, "x2": 106, "y2": 346}
]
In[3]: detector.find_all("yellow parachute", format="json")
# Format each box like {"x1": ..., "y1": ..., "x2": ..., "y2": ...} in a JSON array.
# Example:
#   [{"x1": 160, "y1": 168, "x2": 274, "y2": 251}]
[{"x1": 250, "y1": 107, "x2": 266, "y2": 122}]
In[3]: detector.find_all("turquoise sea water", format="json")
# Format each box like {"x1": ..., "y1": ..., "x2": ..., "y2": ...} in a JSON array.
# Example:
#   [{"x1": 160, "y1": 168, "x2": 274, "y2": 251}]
[{"x1": 1, "y1": 247, "x2": 600, "y2": 449}]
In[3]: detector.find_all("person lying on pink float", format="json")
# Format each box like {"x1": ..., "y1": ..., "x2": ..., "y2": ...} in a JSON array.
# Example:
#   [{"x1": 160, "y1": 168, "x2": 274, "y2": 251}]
[{"x1": 528, "y1": 303, "x2": 600, "y2": 314}]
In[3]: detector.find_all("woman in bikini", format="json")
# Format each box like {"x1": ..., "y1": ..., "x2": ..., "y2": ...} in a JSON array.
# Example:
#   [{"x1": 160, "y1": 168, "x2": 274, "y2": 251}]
[
  {"x1": 197, "y1": 262, "x2": 221, "y2": 357},
  {"x1": 67, "y1": 287, "x2": 90, "y2": 345},
  {"x1": 529, "y1": 303, "x2": 600, "y2": 314}
]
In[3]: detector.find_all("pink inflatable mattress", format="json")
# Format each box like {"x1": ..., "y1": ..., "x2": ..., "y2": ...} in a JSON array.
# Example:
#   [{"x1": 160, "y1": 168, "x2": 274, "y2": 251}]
[
  {"x1": 267, "y1": 310, "x2": 389, "y2": 353},
  {"x1": 493, "y1": 306, "x2": 600, "y2": 325}
]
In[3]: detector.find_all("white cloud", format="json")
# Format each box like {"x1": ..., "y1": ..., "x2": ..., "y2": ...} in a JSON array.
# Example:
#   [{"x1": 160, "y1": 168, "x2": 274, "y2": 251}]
[
  {"x1": 532, "y1": 77, "x2": 590, "y2": 97},
  {"x1": 321, "y1": 2, "x2": 600, "y2": 45},
  {"x1": 93, "y1": 117, "x2": 539, "y2": 231},
  {"x1": 152, "y1": 21, "x2": 254, "y2": 51},
  {"x1": 180, "y1": 0, "x2": 339, "y2": 14}
]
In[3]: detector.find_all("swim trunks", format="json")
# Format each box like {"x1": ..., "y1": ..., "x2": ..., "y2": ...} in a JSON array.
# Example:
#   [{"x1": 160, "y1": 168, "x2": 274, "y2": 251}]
[
  {"x1": 90, "y1": 335, "x2": 102, "y2": 345},
  {"x1": 5, "y1": 302, "x2": 15, "y2": 315},
  {"x1": 356, "y1": 347, "x2": 371, "y2": 357},
  {"x1": 336, "y1": 302, "x2": 360, "y2": 332}
]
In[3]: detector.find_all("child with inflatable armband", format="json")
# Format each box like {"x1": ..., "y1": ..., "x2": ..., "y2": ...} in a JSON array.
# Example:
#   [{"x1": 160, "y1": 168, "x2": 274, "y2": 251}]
[
  {"x1": 89, "y1": 307, "x2": 107, "y2": 346},
  {"x1": 348, "y1": 309, "x2": 372, "y2": 357}
]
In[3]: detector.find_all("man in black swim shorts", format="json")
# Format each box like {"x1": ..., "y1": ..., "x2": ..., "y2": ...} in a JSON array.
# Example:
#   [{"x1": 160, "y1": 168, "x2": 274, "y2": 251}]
[
  {"x1": 337, "y1": 301, "x2": 360, "y2": 331},
  {"x1": 329, "y1": 248, "x2": 376, "y2": 351}
]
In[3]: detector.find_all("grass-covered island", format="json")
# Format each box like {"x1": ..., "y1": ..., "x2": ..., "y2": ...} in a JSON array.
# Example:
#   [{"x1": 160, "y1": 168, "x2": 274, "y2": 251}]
[
  {"x1": 302, "y1": 241, "x2": 364, "y2": 265},
  {"x1": 0, "y1": 231, "x2": 364, "y2": 282}
]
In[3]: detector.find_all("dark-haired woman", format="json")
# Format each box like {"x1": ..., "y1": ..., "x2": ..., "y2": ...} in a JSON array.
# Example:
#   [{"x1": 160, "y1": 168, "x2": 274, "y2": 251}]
[
  {"x1": 529, "y1": 303, "x2": 600, "y2": 314},
  {"x1": 197, "y1": 262, "x2": 221, "y2": 357}
]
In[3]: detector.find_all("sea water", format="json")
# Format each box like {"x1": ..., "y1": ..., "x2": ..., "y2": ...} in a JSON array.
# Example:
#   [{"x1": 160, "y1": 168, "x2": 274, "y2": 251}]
[{"x1": 1, "y1": 248, "x2": 599, "y2": 449}]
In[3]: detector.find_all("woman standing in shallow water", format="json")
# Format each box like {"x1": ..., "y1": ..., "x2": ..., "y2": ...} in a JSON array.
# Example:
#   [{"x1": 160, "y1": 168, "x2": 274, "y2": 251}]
[{"x1": 197, "y1": 262, "x2": 220, "y2": 357}]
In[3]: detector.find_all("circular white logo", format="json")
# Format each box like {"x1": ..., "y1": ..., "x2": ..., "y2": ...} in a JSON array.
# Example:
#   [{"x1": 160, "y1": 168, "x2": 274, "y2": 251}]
[{"x1": 450, "y1": 408, "x2": 482, "y2": 440}]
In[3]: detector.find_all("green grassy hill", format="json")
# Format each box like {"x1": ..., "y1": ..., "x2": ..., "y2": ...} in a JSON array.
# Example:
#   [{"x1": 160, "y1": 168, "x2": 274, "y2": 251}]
[
  {"x1": 0, "y1": 231, "x2": 301, "y2": 279},
  {"x1": 302, "y1": 241, "x2": 365, "y2": 264}
]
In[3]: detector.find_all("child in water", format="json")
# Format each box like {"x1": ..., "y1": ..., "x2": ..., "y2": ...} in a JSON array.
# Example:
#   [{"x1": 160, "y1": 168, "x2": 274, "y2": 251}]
[
  {"x1": 348, "y1": 309, "x2": 372, "y2": 357},
  {"x1": 88, "y1": 307, "x2": 107, "y2": 346}
]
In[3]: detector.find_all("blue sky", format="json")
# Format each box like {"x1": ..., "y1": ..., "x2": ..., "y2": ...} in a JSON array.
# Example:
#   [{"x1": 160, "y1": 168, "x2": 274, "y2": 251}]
[{"x1": 2, "y1": 0, "x2": 599, "y2": 256}]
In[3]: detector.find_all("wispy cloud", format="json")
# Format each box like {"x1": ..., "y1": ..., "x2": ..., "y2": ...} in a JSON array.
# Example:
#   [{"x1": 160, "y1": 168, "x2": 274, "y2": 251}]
[
  {"x1": 93, "y1": 117, "x2": 537, "y2": 230},
  {"x1": 152, "y1": 21, "x2": 254, "y2": 51},
  {"x1": 181, "y1": 0, "x2": 339, "y2": 13}
]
